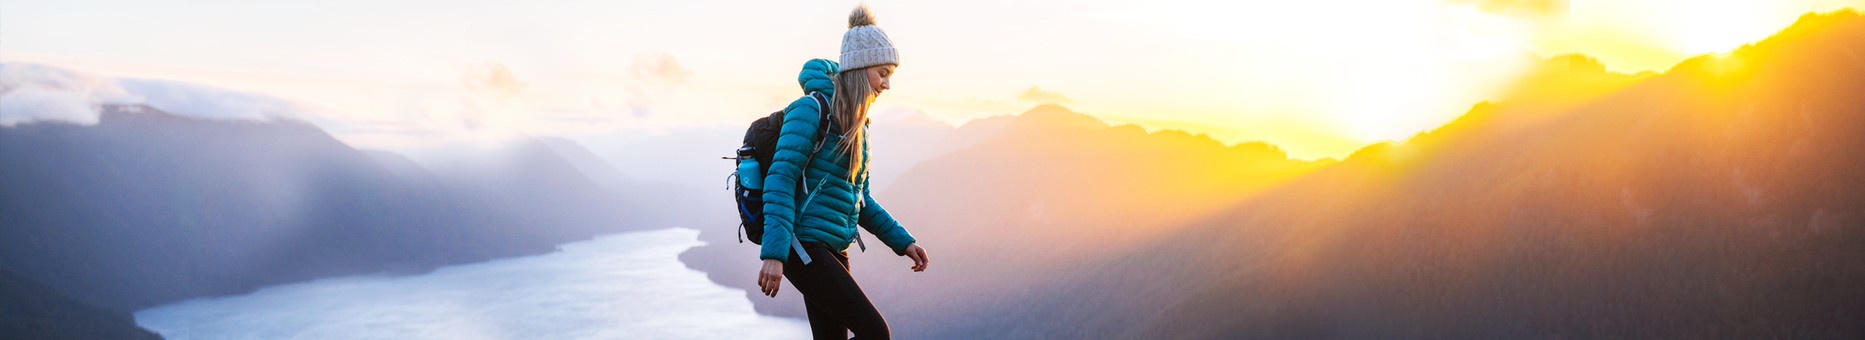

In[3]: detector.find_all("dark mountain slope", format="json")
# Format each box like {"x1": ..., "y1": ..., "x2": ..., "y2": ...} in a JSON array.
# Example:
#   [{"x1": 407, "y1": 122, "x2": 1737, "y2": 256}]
[{"x1": 0, "y1": 268, "x2": 161, "y2": 340}]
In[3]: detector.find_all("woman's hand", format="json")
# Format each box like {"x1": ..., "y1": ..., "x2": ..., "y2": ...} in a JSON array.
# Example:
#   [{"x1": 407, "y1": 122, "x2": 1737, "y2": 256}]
[
  {"x1": 904, "y1": 243, "x2": 929, "y2": 272},
  {"x1": 758, "y1": 259, "x2": 784, "y2": 297}
]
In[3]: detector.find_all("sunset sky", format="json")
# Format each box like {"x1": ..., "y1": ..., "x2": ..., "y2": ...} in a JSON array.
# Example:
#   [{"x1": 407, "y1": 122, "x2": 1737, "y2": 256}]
[{"x1": 5, "y1": 0, "x2": 1862, "y2": 159}]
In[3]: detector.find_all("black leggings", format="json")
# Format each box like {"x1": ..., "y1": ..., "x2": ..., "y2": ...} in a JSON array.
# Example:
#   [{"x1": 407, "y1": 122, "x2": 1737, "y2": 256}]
[{"x1": 785, "y1": 242, "x2": 890, "y2": 340}]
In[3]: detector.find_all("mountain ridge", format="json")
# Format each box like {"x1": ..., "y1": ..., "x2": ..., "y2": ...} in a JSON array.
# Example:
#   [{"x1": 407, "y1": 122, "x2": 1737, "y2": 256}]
[{"x1": 928, "y1": 9, "x2": 1865, "y2": 339}]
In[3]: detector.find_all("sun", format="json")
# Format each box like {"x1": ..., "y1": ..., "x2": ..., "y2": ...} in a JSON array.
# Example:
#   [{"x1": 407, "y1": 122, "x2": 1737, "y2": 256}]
[
  {"x1": 1656, "y1": 1, "x2": 1789, "y2": 54},
  {"x1": 1553, "y1": 0, "x2": 1862, "y2": 73}
]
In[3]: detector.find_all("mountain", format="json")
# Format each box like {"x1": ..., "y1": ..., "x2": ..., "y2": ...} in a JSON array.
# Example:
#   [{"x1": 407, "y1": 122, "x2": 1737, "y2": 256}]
[
  {"x1": 538, "y1": 136, "x2": 638, "y2": 191},
  {"x1": 406, "y1": 137, "x2": 649, "y2": 240},
  {"x1": 866, "y1": 104, "x2": 1329, "y2": 336},
  {"x1": 864, "y1": 109, "x2": 1014, "y2": 190},
  {"x1": 924, "y1": 9, "x2": 1865, "y2": 339},
  {"x1": 536, "y1": 136, "x2": 716, "y2": 231},
  {"x1": 0, "y1": 105, "x2": 660, "y2": 314},
  {"x1": 682, "y1": 103, "x2": 1331, "y2": 319}
]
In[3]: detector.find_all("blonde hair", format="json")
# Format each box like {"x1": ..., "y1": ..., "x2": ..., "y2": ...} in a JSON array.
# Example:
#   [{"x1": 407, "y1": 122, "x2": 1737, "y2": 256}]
[{"x1": 830, "y1": 67, "x2": 871, "y2": 180}]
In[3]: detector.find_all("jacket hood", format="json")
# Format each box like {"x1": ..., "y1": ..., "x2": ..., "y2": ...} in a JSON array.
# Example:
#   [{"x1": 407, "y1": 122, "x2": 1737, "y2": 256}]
[{"x1": 797, "y1": 59, "x2": 838, "y2": 96}]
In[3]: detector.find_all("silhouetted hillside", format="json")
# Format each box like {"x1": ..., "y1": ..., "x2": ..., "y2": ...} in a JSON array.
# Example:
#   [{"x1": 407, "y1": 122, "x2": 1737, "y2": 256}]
[
  {"x1": 0, "y1": 269, "x2": 161, "y2": 340},
  {"x1": 935, "y1": 9, "x2": 1865, "y2": 339},
  {"x1": 0, "y1": 105, "x2": 660, "y2": 313}
]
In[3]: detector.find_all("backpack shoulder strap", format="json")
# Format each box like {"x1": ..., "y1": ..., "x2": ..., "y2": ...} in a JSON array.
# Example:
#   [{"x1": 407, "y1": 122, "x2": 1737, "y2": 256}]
[
  {"x1": 784, "y1": 91, "x2": 836, "y2": 265},
  {"x1": 807, "y1": 92, "x2": 830, "y2": 118},
  {"x1": 798, "y1": 91, "x2": 837, "y2": 195},
  {"x1": 807, "y1": 92, "x2": 834, "y2": 146}
]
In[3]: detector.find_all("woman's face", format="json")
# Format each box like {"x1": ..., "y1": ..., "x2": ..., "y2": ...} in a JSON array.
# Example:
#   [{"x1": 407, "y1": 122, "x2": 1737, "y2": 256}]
[{"x1": 865, "y1": 64, "x2": 894, "y2": 97}]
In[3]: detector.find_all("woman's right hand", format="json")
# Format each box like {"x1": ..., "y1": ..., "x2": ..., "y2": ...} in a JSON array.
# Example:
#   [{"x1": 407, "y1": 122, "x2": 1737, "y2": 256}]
[{"x1": 758, "y1": 259, "x2": 784, "y2": 297}]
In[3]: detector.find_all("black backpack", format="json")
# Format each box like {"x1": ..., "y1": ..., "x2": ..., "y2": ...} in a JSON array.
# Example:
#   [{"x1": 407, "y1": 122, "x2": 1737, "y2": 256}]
[{"x1": 730, "y1": 92, "x2": 835, "y2": 263}]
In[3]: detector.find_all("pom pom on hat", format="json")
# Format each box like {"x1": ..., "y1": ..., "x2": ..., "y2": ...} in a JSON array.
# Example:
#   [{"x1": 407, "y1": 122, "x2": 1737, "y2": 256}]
[
  {"x1": 839, "y1": 5, "x2": 897, "y2": 71},
  {"x1": 849, "y1": 5, "x2": 876, "y2": 28}
]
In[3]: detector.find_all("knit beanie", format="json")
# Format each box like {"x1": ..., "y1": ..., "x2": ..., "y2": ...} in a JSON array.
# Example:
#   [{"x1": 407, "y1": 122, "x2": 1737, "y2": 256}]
[{"x1": 839, "y1": 6, "x2": 898, "y2": 71}]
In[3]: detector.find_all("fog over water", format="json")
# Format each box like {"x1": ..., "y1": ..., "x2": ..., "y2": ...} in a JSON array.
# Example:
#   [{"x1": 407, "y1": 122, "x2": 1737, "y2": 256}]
[{"x1": 133, "y1": 228, "x2": 808, "y2": 340}]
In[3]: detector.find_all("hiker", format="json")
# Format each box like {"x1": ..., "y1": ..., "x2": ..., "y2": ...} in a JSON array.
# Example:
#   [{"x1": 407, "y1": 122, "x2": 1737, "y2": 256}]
[{"x1": 755, "y1": 5, "x2": 929, "y2": 340}]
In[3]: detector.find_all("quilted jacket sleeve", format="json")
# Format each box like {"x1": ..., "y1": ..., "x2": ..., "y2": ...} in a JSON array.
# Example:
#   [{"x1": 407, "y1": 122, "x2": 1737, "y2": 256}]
[
  {"x1": 757, "y1": 97, "x2": 823, "y2": 262},
  {"x1": 858, "y1": 186, "x2": 917, "y2": 255},
  {"x1": 856, "y1": 136, "x2": 917, "y2": 255}
]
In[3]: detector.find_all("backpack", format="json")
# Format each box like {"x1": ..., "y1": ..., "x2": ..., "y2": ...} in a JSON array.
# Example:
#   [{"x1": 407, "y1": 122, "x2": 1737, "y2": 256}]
[{"x1": 729, "y1": 92, "x2": 835, "y2": 263}]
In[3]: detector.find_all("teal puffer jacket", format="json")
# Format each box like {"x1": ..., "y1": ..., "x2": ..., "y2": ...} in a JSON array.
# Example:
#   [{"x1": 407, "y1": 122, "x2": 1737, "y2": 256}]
[{"x1": 760, "y1": 59, "x2": 917, "y2": 262}]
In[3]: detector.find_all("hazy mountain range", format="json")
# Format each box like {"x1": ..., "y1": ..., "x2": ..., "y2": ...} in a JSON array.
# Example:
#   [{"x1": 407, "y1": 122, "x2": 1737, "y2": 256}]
[{"x1": 0, "y1": 104, "x2": 693, "y2": 338}]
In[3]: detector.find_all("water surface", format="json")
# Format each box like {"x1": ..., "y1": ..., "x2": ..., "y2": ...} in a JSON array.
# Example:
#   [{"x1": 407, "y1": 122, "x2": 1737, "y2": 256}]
[{"x1": 135, "y1": 228, "x2": 808, "y2": 340}]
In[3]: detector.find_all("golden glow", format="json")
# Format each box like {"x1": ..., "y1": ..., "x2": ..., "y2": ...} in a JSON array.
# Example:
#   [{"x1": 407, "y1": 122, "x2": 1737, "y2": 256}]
[
  {"x1": 885, "y1": 0, "x2": 1863, "y2": 159},
  {"x1": 1662, "y1": 2, "x2": 1782, "y2": 53},
  {"x1": 5, "y1": 0, "x2": 1861, "y2": 160},
  {"x1": 1539, "y1": 1, "x2": 1864, "y2": 72}
]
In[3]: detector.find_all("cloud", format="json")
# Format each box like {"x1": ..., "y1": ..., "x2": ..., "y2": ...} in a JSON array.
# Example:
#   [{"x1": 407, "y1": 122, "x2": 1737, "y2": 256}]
[
  {"x1": 1, "y1": 63, "x2": 307, "y2": 127},
  {"x1": 0, "y1": 63, "x2": 136, "y2": 126},
  {"x1": 621, "y1": 52, "x2": 695, "y2": 118},
  {"x1": 455, "y1": 62, "x2": 535, "y2": 129},
  {"x1": 0, "y1": 87, "x2": 102, "y2": 126},
  {"x1": 631, "y1": 52, "x2": 693, "y2": 88},
  {"x1": 463, "y1": 62, "x2": 528, "y2": 100},
  {"x1": 1016, "y1": 86, "x2": 1074, "y2": 104},
  {"x1": 1445, "y1": 0, "x2": 1568, "y2": 20},
  {"x1": 116, "y1": 78, "x2": 314, "y2": 121}
]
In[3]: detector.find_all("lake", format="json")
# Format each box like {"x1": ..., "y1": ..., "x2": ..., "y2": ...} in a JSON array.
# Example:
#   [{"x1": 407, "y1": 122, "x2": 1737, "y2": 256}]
[{"x1": 134, "y1": 228, "x2": 809, "y2": 340}]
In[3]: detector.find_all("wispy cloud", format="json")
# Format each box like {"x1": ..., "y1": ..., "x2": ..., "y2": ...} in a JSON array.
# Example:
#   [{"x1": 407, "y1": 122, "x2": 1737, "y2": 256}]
[
  {"x1": 631, "y1": 52, "x2": 693, "y2": 88},
  {"x1": 1016, "y1": 86, "x2": 1074, "y2": 104},
  {"x1": 458, "y1": 62, "x2": 529, "y2": 130},
  {"x1": 1447, "y1": 0, "x2": 1569, "y2": 19},
  {"x1": 0, "y1": 63, "x2": 310, "y2": 126},
  {"x1": 624, "y1": 52, "x2": 694, "y2": 117},
  {"x1": 463, "y1": 62, "x2": 528, "y2": 101},
  {"x1": 0, "y1": 63, "x2": 132, "y2": 126}
]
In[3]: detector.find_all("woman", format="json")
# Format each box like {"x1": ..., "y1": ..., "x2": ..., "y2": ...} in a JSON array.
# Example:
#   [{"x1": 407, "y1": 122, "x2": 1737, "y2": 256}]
[{"x1": 756, "y1": 5, "x2": 929, "y2": 340}]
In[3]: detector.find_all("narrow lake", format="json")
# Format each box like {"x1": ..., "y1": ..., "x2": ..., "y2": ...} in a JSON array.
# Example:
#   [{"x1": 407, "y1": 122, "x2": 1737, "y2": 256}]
[{"x1": 134, "y1": 228, "x2": 809, "y2": 340}]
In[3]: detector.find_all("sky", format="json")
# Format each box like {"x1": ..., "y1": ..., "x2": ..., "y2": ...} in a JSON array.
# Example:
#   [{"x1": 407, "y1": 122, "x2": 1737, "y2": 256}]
[{"x1": 4, "y1": 0, "x2": 1862, "y2": 159}]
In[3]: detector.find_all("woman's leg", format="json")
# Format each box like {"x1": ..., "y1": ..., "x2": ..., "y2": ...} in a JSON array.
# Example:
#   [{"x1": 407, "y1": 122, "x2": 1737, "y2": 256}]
[
  {"x1": 803, "y1": 296, "x2": 850, "y2": 339},
  {"x1": 784, "y1": 243, "x2": 890, "y2": 340}
]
